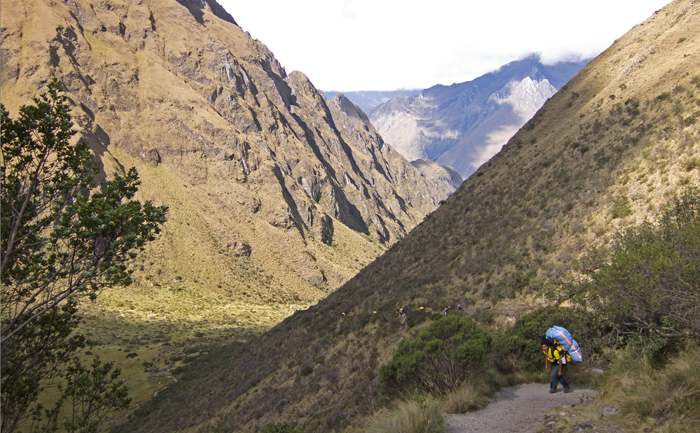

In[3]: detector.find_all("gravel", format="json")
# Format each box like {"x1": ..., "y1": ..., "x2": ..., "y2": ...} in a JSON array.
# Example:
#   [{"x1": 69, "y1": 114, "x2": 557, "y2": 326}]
[{"x1": 445, "y1": 383, "x2": 597, "y2": 433}]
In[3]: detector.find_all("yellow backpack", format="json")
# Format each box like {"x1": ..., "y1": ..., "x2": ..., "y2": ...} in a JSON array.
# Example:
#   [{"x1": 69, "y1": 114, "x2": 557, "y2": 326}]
[{"x1": 549, "y1": 342, "x2": 572, "y2": 364}]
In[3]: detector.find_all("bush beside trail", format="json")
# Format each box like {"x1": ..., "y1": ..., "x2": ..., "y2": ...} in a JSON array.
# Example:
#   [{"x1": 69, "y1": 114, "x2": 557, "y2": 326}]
[
  {"x1": 379, "y1": 316, "x2": 492, "y2": 397},
  {"x1": 573, "y1": 187, "x2": 700, "y2": 345}
]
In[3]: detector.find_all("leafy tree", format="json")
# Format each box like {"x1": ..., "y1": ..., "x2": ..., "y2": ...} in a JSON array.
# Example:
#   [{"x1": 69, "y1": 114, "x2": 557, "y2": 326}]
[
  {"x1": 574, "y1": 188, "x2": 700, "y2": 344},
  {"x1": 379, "y1": 316, "x2": 491, "y2": 396},
  {"x1": 1, "y1": 79, "x2": 167, "y2": 432},
  {"x1": 29, "y1": 356, "x2": 131, "y2": 433}
]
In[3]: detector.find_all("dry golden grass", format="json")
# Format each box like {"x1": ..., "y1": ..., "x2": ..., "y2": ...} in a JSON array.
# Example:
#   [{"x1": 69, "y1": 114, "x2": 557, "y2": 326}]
[
  {"x1": 365, "y1": 396, "x2": 446, "y2": 433},
  {"x1": 546, "y1": 344, "x2": 700, "y2": 433},
  {"x1": 441, "y1": 384, "x2": 488, "y2": 415}
]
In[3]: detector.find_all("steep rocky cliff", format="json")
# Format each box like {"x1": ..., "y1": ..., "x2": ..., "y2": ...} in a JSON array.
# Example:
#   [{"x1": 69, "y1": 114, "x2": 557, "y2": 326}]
[
  {"x1": 1, "y1": 0, "x2": 456, "y2": 301},
  {"x1": 368, "y1": 55, "x2": 589, "y2": 178}
]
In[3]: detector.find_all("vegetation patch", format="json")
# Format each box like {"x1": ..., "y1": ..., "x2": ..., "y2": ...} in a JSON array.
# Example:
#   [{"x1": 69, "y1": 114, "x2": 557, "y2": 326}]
[{"x1": 379, "y1": 316, "x2": 491, "y2": 397}]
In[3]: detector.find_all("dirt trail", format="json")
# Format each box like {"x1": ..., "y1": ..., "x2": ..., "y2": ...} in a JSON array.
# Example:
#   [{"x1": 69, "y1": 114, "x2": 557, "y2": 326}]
[{"x1": 445, "y1": 383, "x2": 597, "y2": 433}]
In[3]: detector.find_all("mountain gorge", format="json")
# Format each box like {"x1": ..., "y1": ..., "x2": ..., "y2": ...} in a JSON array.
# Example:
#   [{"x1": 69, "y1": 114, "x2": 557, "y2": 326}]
[
  {"x1": 0, "y1": 0, "x2": 457, "y2": 306},
  {"x1": 113, "y1": 0, "x2": 699, "y2": 431},
  {"x1": 368, "y1": 55, "x2": 590, "y2": 178}
]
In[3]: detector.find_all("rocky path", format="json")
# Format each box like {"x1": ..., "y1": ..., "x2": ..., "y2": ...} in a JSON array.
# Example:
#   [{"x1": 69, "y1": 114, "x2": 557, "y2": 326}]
[{"x1": 444, "y1": 383, "x2": 597, "y2": 433}]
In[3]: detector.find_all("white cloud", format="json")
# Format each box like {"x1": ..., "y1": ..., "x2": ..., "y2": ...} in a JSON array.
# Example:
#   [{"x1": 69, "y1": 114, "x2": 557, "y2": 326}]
[
  {"x1": 342, "y1": 0, "x2": 356, "y2": 20},
  {"x1": 217, "y1": 0, "x2": 670, "y2": 91}
]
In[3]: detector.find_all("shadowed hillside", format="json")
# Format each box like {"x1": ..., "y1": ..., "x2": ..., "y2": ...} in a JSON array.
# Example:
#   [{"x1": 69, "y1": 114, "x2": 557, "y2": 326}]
[{"x1": 114, "y1": 1, "x2": 699, "y2": 431}]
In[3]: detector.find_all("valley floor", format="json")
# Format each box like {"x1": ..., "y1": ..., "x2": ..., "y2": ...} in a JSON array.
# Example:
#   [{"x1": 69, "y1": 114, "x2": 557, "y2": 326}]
[{"x1": 73, "y1": 285, "x2": 308, "y2": 425}]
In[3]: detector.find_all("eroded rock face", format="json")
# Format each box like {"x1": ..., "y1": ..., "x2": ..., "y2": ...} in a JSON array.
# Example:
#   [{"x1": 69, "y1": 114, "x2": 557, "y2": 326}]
[{"x1": 1, "y1": 0, "x2": 456, "y2": 299}]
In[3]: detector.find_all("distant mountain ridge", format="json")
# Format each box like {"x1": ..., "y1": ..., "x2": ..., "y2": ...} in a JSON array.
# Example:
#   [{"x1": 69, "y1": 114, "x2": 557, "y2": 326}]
[
  {"x1": 323, "y1": 89, "x2": 422, "y2": 112},
  {"x1": 368, "y1": 55, "x2": 590, "y2": 178}
]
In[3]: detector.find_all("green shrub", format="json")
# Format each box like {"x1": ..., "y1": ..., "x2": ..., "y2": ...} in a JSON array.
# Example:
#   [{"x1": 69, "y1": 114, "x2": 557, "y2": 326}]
[
  {"x1": 576, "y1": 187, "x2": 700, "y2": 342},
  {"x1": 657, "y1": 92, "x2": 672, "y2": 102},
  {"x1": 379, "y1": 316, "x2": 491, "y2": 396},
  {"x1": 208, "y1": 419, "x2": 232, "y2": 433},
  {"x1": 611, "y1": 204, "x2": 632, "y2": 219},
  {"x1": 472, "y1": 308, "x2": 494, "y2": 326},
  {"x1": 625, "y1": 98, "x2": 641, "y2": 116},
  {"x1": 406, "y1": 309, "x2": 429, "y2": 328},
  {"x1": 685, "y1": 157, "x2": 700, "y2": 171}
]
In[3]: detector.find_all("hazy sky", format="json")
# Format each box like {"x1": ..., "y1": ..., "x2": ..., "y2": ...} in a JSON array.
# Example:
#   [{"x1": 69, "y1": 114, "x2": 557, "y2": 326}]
[{"x1": 216, "y1": 0, "x2": 671, "y2": 92}]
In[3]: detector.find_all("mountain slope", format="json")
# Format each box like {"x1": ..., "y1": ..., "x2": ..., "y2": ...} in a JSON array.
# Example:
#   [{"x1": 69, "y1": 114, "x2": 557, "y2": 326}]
[
  {"x1": 0, "y1": 0, "x2": 456, "y2": 305},
  {"x1": 115, "y1": 0, "x2": 700, "y2": 431},
  {"x1": 368, "y1": 55, "x2": 589, "y2": 178}
]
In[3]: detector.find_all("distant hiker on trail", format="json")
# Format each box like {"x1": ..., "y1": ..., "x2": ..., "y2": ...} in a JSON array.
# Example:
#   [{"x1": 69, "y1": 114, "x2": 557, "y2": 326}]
[
  {"x1": 444, "y1": 306, "x2": 452, "y2": 316},
  {"x1": 542, "y1": 337, "x2": 571, "y2": 394},
  {"x1": 457, "y1": 304, "x2": 462, "y2": 312}
]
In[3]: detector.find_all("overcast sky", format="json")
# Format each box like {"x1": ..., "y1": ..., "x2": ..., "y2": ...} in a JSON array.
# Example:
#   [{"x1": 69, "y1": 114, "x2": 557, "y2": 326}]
[{"x1": 216, "y1": 0, "x2": 671, "y2": 92}]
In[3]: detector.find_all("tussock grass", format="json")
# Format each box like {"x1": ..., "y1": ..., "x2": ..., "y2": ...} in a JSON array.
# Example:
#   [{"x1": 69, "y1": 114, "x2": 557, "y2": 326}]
[
  {"x1": 597, "y1": 344, "x2": 700, "y2": 431},
  {"x1": 442, "y1": 384, "x2": 488, "y2": 414},
  {"x1": 367, "y1": 396, "x2": 445, "y2": 433},
  {"x1": 552, "y1": 343, "x2": 700, "y2": 432}
]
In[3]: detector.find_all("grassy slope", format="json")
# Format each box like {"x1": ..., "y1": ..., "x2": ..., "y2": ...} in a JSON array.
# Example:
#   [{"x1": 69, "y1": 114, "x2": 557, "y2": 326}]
[{"x1": 113, "y1": 1, "x2": 700, "y2": 431}]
